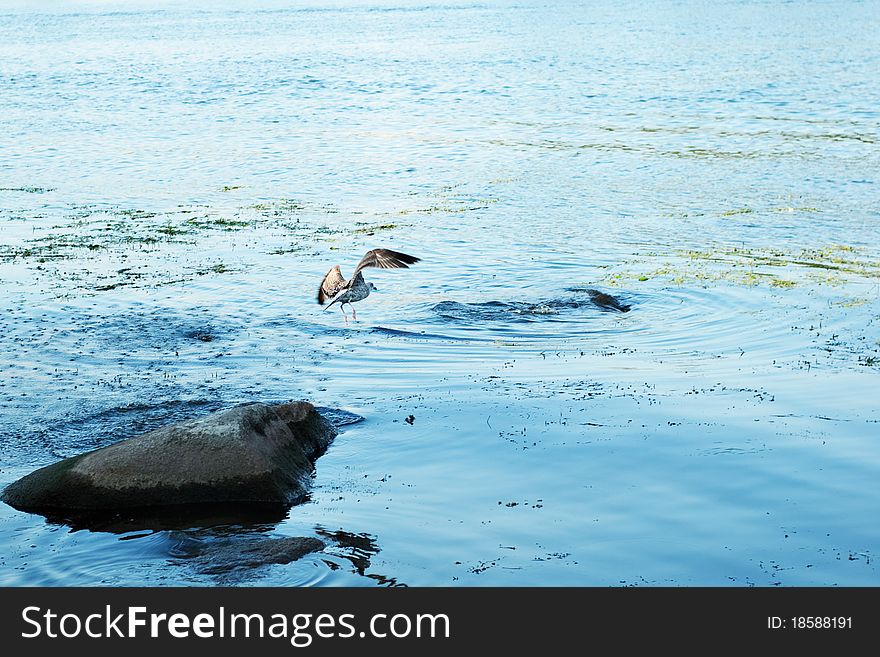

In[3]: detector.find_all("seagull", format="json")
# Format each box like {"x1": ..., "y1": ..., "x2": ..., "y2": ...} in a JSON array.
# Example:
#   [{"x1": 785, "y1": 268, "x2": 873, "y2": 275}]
[{"x1": 317, "y1": 248, "x2": 421, "y2": 322}]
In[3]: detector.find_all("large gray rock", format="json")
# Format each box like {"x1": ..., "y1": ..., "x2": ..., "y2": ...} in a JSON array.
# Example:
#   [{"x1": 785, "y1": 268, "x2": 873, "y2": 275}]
[{"x1": 2, "y1": 401, "x2": 337, "y2": 511}]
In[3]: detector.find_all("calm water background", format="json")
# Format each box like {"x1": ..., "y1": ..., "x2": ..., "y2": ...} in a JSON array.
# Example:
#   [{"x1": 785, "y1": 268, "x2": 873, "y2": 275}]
[{"x1": 1, "y1": 0, "x2": 879, "y2": 586}]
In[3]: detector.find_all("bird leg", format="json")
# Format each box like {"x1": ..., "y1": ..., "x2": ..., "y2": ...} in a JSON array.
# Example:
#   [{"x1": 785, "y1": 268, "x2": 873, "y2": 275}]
[
  {"x1": 351, "y1": 306, "x2": 357, "y2": 321},
  {"x1": 340, "y1": 303, "x2": 349, "y2": 325}
]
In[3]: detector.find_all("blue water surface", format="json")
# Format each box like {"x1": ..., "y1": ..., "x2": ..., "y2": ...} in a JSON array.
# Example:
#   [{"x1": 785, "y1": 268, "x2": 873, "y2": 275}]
[{"x1": 0, "y1": 0, "x2": 878, "y2": 586}]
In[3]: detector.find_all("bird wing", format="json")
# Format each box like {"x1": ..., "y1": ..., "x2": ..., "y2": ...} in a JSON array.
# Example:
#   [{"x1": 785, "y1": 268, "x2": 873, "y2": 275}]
[
  {"x1": 351, "y1": 248, "x2": 421, "y2": 279},
  {"x1": 317, "y1": 265, "x2": 346, "y2": 304}
]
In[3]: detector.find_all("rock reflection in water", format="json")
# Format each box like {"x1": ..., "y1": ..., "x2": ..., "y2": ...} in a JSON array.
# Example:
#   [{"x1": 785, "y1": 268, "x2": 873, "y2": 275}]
[
  {"x1": 39, "y1": 502, "x2": 292, "y2": 534},
  {"x1": 176, "y1": 535, "x2": 325, "y2": 576},
  {"x1": 317, "y1": 528, "x2": 404, "y2": 587}
]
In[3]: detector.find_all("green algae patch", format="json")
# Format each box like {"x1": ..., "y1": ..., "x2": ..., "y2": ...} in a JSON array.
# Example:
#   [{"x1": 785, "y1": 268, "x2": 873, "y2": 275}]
[
  {"x1": 353, "y1": 223, "x2": 398, "y2": 234},
  {"x1": 833, "y1": 297, "x2": 871, "y2": 308},
  {"x1": 185, "y1": 216, "x2": 252, "y2": 230},
  {"x1": 156, "y1": 223, "x2": 190, "y2": 237},
  {"x1": 0, "y1": 186, "x2": 56, "y2": 193},
  {"x1": 769, "y1": 279, "x2": 796, "y2": 288},
  {"x1": 268, "y1": 244, "x2": 310, "y2": 256},
  {"x1": 774, "y1": 206, "x2": 820, "y2": 213},
  {"x1": 0, "y1": 197, "x2": 345, "y2": 297},
  {"x1": 393, "y1": 202, "x2": 494, "y2": 216},
  {"x1": 388, "y1": 184, "x2": 498, "y2": 216},
  {"x1": 250, "y1": 199, "x2": 306, "y2": 214},
  {"x1": 604, "y1": 243, "x2": 880, "y2": 289},
  {"x1": 116, "y1": 209, "x2": 159, "y2": 220}
]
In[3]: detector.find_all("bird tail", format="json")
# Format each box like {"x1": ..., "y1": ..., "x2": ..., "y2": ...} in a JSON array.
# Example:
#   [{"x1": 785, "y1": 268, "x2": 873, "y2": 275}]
[{"x1": 323, "y1": 293, "x2": 343, "y2": 311}]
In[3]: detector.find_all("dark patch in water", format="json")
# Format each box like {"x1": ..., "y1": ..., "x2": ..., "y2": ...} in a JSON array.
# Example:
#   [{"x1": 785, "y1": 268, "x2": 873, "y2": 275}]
[
  {"x1": 580, "y1": 288, "x2": 631, "y2": 313},
  {"x1": 432, "y1": 300, "x2": 555, "y2": 322},
  {"x1": 432, "y1": 289, "x2": 631, "y2": 323},
  {"x1": 183, "y1": 328, "x2": 216, "y2": 342}
]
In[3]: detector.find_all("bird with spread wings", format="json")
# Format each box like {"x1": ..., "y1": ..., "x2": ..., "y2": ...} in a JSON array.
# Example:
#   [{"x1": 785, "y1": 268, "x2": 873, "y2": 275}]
[{"x1": 317, "y1": 248, "x2": 421, "y2": 322}]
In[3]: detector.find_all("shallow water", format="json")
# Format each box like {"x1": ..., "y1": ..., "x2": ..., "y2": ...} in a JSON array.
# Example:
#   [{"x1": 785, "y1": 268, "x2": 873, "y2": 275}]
[{"x1": 1, "y1": 0, "x2": 879, "y2": 586}]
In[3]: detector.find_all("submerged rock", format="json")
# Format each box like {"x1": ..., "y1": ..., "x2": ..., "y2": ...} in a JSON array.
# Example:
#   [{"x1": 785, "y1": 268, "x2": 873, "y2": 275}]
[
  {"x1": 2, "y1": 401, "x2": 337, "y2": 511},
  {"x1": 432, "y1": 288, "x2": 631, "y2": 322},
  {"x1": 190, "y1": 536, "x2": 326, "y2": 575},
  {"x1": 585, "y1": 289, "x2": 630, "y2": 312}
]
